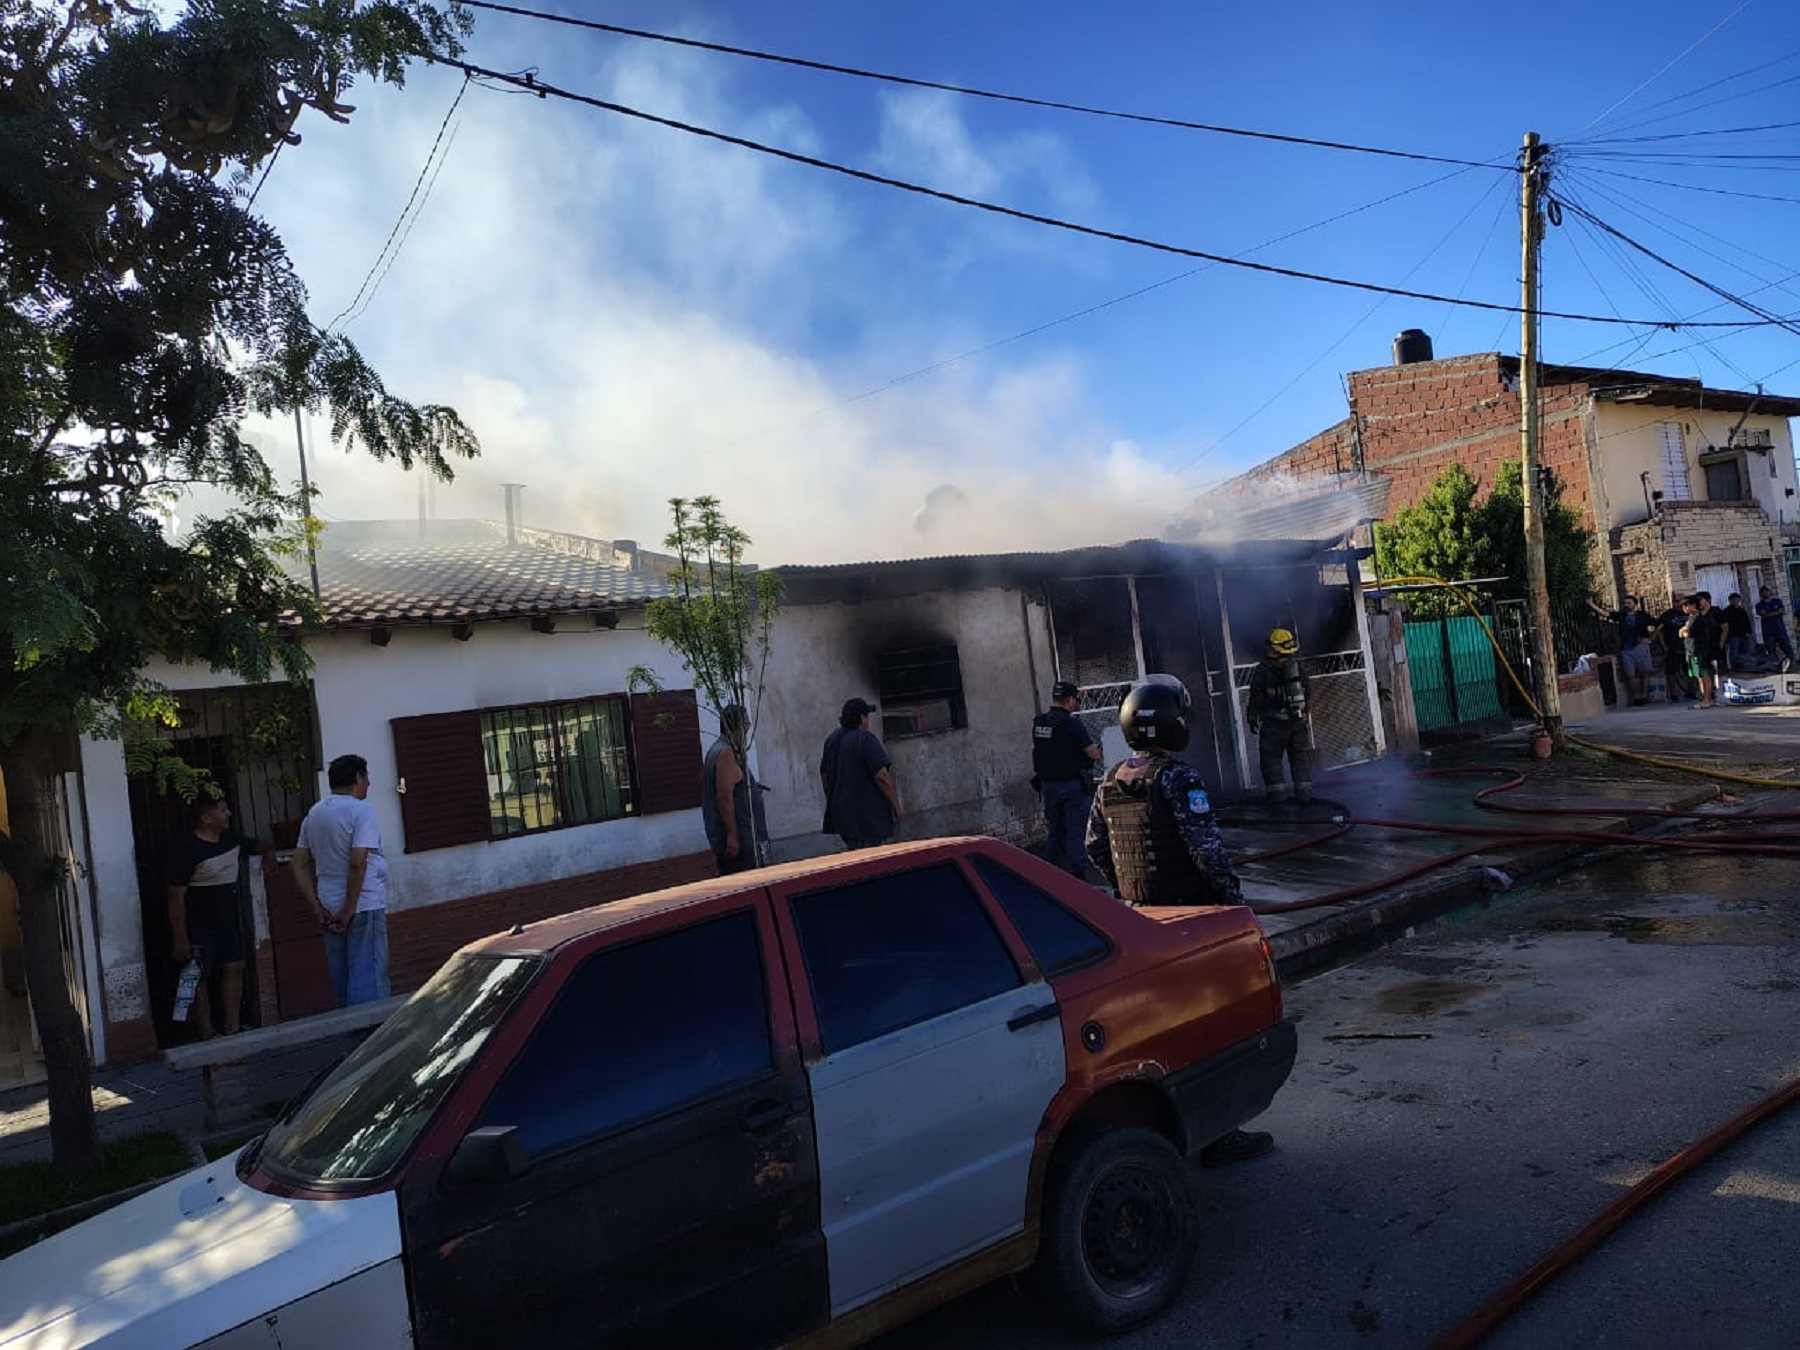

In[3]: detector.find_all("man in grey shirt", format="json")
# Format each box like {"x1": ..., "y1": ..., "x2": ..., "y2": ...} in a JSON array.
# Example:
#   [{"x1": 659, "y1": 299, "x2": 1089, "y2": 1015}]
[{"x1": 293, "y1": 753, "x2": 390, "y2": 1006}]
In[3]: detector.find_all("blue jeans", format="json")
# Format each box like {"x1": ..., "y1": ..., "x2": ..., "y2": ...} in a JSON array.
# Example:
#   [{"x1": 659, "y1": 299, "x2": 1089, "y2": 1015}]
[
  {"x1": 1042, "y1": 779, "x2": 1090, "y2": 875},
  {"x1": 1726, "y1": 634, "x2": 1754, "y2": 670},
  {"x1": 326, "y1": 910, "x2": 391, "y2": 1007}
]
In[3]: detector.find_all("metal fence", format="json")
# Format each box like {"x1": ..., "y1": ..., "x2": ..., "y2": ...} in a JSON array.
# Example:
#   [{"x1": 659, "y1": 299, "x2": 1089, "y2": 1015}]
[{"x1": 1233, "y1": 649, "x2": 1380, "y2": 767}]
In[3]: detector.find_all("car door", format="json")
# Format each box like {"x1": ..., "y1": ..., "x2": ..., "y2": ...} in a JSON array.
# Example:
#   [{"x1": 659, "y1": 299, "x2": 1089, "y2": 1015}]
[
  {"x1": 774, "y1": 859, "x2": 1067, "y2": 1316},
  {"x1": 400, "y1": 904, "x2": 827, "y2": 1349}
]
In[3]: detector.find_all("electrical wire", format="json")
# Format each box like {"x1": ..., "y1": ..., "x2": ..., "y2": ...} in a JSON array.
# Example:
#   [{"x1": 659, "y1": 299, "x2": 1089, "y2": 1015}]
[
  {"x1": 441, "y1": 58, "x2": 1792, "y2": 332},
  {"x1": 1576, "y1": 0, "x2": 1757, "y2": 133},
  {"x1": 459, "y1": 0, "x2": 1509, "y2": 171},
  {"x1": 1562, "y1": 51, "x2": 1800, "y2": 143},
  {"x1": 1572, "y1": 165, "x2": 1800, "y2": 208},
  {"x1": 1547, "y1": 191, "x2": 1800, "y2": 339},
  {"x1": 326, "y1": 74, "x2": 470, "y2": 332}
]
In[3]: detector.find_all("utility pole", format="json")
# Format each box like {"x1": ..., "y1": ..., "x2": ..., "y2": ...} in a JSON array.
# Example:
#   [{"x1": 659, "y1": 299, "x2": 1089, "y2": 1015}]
[
  {"x1": 1518, "y1": 131, "x2": 1564, "y2": 748},
  {"x1": 292, "y1": 406, "x2": 321, "y2": 601}
]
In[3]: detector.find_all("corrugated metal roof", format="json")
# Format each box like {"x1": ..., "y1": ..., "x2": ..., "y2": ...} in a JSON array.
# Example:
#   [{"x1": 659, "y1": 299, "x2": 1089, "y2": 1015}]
[
  {"x1": 291, "y1": 519, "x2": 674, "y2": 628},
  {"x1": 1173, "y1": 475, "x2": 1391, "y2": 546}
]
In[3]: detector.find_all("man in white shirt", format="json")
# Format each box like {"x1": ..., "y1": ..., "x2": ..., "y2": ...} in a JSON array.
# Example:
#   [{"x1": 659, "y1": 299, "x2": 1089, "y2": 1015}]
[{"x1": 293, "y1": 753, "x2": 391, "y2": 1006}]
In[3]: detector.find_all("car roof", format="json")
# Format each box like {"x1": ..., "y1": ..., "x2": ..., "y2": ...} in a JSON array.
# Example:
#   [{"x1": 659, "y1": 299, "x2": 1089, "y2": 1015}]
[{"x1": 460, "y1": 837, "x2": 1008, "y2": 957}]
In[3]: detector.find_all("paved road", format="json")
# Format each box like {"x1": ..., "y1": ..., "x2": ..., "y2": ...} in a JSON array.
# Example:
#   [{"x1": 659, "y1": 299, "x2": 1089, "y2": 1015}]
[{"x1": 872, "y1": 850, "x2": 1800, "y2": 1349}]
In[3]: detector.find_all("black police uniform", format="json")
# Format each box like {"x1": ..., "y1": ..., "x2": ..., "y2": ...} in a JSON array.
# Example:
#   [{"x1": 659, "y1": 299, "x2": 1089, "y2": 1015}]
[{"x1": 1032, "y1": 704, "x2": 1094, "y2": 874}]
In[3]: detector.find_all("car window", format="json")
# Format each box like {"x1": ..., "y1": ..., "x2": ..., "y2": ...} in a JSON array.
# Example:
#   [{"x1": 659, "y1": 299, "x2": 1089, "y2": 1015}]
[
  {"x1": 791, "y1": 862, "x2": 1022, "y2": 1054},
  {"x1": 260, "y1": 953, "x2": 539, "y2": 1184},
  {"x1": 970, "y1": 854, "x2": 1112, "y2": 976},
  {"x1": 477, "y1": 911, "x2": 773, "y2": 1159}
]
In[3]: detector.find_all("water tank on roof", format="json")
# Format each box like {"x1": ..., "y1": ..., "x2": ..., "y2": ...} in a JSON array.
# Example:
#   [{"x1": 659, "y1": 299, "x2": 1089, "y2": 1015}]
[{"x1": 1392, "y1": 329, "x2": 1434, "y2": 365}]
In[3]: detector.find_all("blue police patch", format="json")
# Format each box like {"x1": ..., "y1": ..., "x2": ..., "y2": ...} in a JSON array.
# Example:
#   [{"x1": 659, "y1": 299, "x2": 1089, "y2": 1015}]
[{"x1": 1187, "y1": 788, "x2": 1211, "y2": 814}]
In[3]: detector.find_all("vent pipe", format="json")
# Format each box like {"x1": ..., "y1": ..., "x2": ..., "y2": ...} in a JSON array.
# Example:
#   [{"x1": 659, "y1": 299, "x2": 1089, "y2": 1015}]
[{"x1": 502, "y1": 483, "x2": 526, "y2": 545}]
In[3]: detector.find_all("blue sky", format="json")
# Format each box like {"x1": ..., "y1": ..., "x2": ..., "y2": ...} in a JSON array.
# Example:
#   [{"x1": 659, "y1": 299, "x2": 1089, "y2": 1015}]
[{"x1": 247, "y1": 0, "x2": 1800, "y2": 561}]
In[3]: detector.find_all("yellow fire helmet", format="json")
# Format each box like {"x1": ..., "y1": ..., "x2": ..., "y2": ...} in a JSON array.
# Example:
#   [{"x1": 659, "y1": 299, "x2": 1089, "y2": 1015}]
[{"x1": 1267, "y1": 628, "x2": 1299, "y2": 658}]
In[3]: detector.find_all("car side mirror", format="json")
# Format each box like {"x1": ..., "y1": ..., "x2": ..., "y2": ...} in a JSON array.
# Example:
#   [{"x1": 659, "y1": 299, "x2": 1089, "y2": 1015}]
[{"x1": 447, "y1": 1125, "x2": 530, "y2": 1184}]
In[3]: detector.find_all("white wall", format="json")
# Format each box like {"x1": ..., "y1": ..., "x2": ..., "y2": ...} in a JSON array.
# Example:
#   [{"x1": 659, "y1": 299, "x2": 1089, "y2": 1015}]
[
  {"x1": 303, "y1": 615, "x2": 701, "y2": 911},
  {"x1": 756, "y1": 588, "x2": 1055, "y2": 852},
  {"x1": 78, "y1": 615, "x2": 704, "y2": 1036},
  {"x1": 1594, "y1": 407, "x2": 1798, "y2": 530}
]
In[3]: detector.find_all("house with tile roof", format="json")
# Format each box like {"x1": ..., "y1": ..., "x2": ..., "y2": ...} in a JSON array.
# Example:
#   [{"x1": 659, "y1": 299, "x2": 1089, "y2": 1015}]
[
  {"x1": 27, "y1": 511, "x2": 1389, "y2": 1084},
  {"x1": 59, "y1": 517, "x2": 719, "y2": 1073}
]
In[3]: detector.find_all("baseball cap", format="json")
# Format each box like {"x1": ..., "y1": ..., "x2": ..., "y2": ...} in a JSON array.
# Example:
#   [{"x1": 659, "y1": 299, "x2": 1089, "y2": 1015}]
[
  {"x1": 1051, "y1": 680, "x2": 1080, "y2": 700},
  {"x1": 841, "y1": 697, "x2": 878, "y2": 720}
]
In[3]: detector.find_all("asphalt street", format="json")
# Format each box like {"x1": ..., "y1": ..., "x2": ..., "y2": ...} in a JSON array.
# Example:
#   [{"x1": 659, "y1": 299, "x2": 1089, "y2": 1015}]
[{"x1": 872, "y1": 849, "x2": 1800, "y2": 1350}]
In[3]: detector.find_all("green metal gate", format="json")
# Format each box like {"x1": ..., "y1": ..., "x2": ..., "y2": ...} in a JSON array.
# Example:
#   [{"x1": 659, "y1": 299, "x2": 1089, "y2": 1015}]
[{"x1": 1402, "y1": 614, "x2": 1508, "y2": 732}]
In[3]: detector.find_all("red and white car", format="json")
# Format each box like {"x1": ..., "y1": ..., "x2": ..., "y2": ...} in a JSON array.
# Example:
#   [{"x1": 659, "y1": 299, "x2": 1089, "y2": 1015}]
[{"x1": 1, "y1": 838, "x2": 1295, "y2": 1348}]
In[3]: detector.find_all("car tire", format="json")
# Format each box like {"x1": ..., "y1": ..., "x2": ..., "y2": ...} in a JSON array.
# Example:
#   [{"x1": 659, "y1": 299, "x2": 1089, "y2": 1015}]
[{"x1": 1038, "y1": 1125, "x2": 1198, "y2": 1334}]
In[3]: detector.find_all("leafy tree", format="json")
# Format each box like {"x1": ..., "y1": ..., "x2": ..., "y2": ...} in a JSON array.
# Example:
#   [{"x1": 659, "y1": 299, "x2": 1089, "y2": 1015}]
[
  {"x1": 2, "y1": 0, "x2": 478, "y2": 1175},
  {"x1": 628, "y1": 498, "x2": 782, "y2": 864},
  {"x1": 1374, "y1": 460, "x2": 1595, "y2": 618},
  {"x1": 1372, "y1": 463, "x2": 1487, "y2": 617}
]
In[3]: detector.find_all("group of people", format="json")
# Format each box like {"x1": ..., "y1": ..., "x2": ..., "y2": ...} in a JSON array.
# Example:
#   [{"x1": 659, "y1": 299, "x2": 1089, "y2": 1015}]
[
  {"x1": 1594, "y1": 586, "x2": 1794, "y2": 710},
  {"x1": 164, "y1": 753, "x2": 390, "y2": 1040}
]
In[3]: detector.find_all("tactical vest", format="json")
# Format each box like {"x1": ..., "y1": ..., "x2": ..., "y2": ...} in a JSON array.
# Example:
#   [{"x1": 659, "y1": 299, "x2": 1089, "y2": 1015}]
[
  {"x1": 1032, "y1": 709, "x2": 1088, "y2": 780},
  {"x1": 1098, "y1": 767, "x2": 1206, "y2": 906}
]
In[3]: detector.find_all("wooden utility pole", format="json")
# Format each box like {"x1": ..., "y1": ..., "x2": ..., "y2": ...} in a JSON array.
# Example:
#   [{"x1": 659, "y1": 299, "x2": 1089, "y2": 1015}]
[{"x1": 1518, "y1": 131, "x2": 1564, "y2": 747}]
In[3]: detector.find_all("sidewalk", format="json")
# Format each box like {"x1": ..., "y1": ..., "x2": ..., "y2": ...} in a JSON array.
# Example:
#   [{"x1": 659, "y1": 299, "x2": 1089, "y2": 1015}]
[{"x1": 4, "y1": 701, "x2": 1797, "y2": 1172}]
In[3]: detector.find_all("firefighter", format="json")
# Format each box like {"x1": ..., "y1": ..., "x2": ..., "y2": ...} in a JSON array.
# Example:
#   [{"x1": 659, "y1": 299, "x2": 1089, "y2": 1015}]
[
  {"x1": 1083, "y1": 673, "x2": 1271, "y2": 1166},
  {"x1": 1247, "y1": 628, "x2": 1313, "y2": 805}
]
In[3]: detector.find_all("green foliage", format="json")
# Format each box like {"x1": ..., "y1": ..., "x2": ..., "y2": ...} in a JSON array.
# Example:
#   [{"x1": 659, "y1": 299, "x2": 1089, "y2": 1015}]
[
  {"x1": 0, "y1": 0, "x2": 479, "y2": 749},
  {"x1": 1374, "y1": 460, "x2": 1595, "y2": 617},
  {"x1": 640, "y1": 497, "x2": 783, "y2": 763}
]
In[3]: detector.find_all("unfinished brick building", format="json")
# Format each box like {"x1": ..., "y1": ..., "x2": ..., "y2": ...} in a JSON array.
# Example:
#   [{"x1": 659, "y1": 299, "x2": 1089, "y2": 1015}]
[{"x1": 1231, "y1": 341, "x2": 1800, "y2": 612}]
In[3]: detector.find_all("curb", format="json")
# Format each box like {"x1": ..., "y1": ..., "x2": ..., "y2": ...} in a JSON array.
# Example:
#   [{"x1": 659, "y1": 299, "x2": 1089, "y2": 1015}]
[{"x1": 1269, "y1": 783, "x2": 1724, "y2": 981}]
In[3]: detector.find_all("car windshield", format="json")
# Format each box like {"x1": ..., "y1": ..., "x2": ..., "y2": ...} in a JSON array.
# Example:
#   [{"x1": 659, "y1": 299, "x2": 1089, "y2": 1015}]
[{"x1": 259, "y1": 953, "x2": 540, "y2": 1184}]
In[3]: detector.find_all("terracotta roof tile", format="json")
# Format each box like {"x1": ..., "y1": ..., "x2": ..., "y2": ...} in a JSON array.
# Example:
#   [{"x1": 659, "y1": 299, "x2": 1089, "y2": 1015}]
[{"x1": 290, "y1": 519, "x2": 675, "y2": 629}]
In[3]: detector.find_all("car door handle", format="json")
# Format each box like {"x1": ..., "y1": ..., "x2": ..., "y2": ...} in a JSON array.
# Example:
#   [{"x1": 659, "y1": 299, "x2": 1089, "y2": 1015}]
[
  {"x1": 741, "y1": 1098, "x2": 799, "y2": 1133},
  {"x1": 1007, "y1": 1002, "x2": 1060, "y2": 1032}
]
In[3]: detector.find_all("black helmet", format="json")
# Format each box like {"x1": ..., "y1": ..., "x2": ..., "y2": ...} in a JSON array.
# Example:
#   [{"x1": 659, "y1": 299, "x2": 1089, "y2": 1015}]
[{"x1": 1120, "y1": 674, "x2": 1191, "y2": 752}]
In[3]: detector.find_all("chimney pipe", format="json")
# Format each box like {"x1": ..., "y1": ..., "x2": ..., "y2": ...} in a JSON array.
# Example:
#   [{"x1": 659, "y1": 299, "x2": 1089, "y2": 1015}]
[{"x1": 502, "y1": 483, "x2": 526, "y2": 546}]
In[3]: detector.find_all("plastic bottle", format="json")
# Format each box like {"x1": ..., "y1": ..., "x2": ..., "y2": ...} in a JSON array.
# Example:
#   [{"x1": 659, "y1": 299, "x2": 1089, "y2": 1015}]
[{"x1": 172, "y1": 950, "x2": 202, "y2": 1021}]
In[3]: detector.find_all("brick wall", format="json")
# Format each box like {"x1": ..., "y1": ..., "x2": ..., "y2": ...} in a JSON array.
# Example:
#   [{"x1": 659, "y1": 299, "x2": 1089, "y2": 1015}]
[
  {"x1": 1236, "y1": 418, "x2": 1355, "y2": 488},
  {"x1": 1654, "y1": 502, "x2": 1783, "y2": 597},
  {"x1": 384, "y1": 849, "x2": 715, "y2": 994},
  {"x1": 1615, "y1": 520, "x2": 1671, "y2": 609}
]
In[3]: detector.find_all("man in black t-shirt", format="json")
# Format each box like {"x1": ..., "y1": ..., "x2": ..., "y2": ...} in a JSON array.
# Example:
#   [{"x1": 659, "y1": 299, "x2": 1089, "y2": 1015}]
[
  {"x1": 165, "y1": 793, "x2": 273, "y2": 1037},
  {"x1": 1032, "y1": 680, "x2": 1102, "y2": 878}
]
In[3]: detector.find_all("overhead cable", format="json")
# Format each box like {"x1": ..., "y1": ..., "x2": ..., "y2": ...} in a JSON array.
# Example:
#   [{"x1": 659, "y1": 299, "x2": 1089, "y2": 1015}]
[
  {"x1": 326, "y1": 74, "x2": 470, "y2": 332},
  {"x1": 458, "y1": 0, "x2": 1509, "y2": 171},
  {"x1": 1576, "y1": 0, "x2": 1757, "y2": 133},
  {"x1": 1548, "y1": 191, "x2": 1800, "y2": 340},
  {"x1": 441, "y1": 59, "x2": 1791, "y2": 332}
]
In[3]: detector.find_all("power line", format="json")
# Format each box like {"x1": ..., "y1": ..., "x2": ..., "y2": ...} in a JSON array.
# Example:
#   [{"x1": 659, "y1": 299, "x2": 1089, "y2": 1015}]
[
  {"x1": 442, "y1": 59, "x2": 1790, "y2": 332},
  {"x1": 1560, "y1": 56, "x2": 1800, "y2": 143},
  {"x1": 326, "y1": 74, "x2": 470, "y2": 332},
  {"x1": 1576, "y1": 118, "x2": 1800, "y2": 146},
  {"x1": 458, "y1": 0, "x2": 1510, "y2": 171},
  {"x1": 1547, "y1": 190, "x2": 1800, "y2": 340},
  {"x1": 1577, "y1": 0, "x2": 1758, "y2": 133},
  {"x1": 1573, "y1": 166, "x2": 1800, "y2": 207}
]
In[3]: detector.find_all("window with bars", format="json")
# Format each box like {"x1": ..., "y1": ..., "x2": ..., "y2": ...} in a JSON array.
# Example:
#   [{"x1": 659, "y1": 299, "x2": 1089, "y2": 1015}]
[
  {"x1": 391, "y1": 689, "x2": 701, "y2": 853},
  {"x1": 481, "y1": 698, "x2": 634, "y2": 837},
  {"x1": 875, "y1": 644, "x2": 967, "y2": 737}
]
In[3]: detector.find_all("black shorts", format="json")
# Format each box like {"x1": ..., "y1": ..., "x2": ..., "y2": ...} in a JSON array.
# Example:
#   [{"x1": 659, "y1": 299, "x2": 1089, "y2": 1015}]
[{"x1": 184, "y1": 900, "x2": 245, "y2": 968}]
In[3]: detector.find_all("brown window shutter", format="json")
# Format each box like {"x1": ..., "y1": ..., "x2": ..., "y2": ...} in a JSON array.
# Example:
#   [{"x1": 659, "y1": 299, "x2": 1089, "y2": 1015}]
[
  {"x1": 629, "y1": 689, "x2": 703, "y2": 815},
  {"x1": 391, "y1": 711, "x2": 491, "y2": 852}
]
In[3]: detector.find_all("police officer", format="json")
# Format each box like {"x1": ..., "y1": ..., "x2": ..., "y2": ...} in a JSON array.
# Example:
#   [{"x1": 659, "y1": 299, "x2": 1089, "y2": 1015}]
[
  {"x1": 1033, "y1": 679, "x2": 1102, "y2": 878},
  {"x1": 1247, "y1": 628, "x2": 1313, "y2": 805},
  {"x1": 1084, "y1": 674, "x2": 1271, "y2": 1165}
]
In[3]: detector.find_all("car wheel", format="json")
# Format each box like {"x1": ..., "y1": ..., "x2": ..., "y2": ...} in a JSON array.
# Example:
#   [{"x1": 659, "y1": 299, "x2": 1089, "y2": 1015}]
[{"x1": 1038, "y1": 1125, "x2": 1198, "y2": 1334}]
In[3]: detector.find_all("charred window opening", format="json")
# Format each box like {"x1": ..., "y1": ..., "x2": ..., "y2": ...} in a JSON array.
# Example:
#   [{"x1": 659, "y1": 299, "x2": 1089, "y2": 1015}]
[
  {"x1": 875, "y1": 644, "x2": 967, "y2": 737},
  {"x1": 1046, "y1": 577, "x2": 1137, "y2": 687}
]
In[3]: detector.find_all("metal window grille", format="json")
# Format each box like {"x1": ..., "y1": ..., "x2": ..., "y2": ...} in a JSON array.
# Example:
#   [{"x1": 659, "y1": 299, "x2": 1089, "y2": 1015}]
[{"x1": 480, "y1": 697, "x2": 632, "y2": 837}]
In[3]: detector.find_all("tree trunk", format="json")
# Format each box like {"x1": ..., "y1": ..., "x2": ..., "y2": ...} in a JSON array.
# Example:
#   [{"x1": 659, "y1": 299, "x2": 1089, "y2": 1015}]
[{"x1": 0, "y1": 734, "x2": 102, "y2": 1177}]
